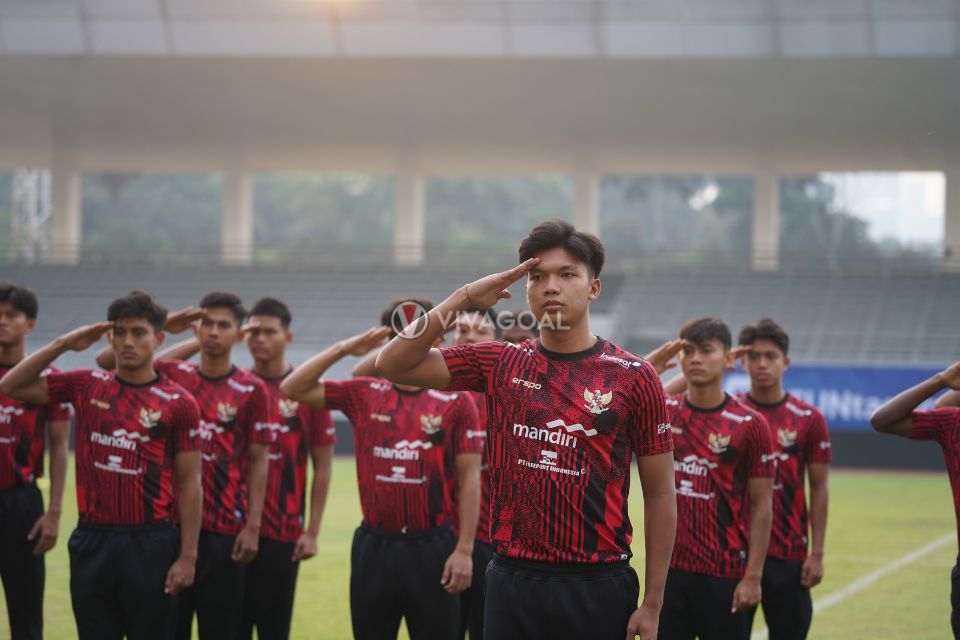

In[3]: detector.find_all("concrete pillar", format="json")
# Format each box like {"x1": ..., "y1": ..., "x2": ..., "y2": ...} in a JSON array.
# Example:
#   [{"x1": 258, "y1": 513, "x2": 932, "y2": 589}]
[
  {"x1": 46, "y1": 163, "x2": 82, "y2": 265},
  {"x1": 752, "y1": 170, "x2": 780, "y2": 271},
  {"x1": 222, "y1": 169, "x2": 254, "y2": 266},
  {"x1": 945, "y1": 160, "x2": 960, "y2": 272},
  {"x1": 572, "y1": 172, "x2": 600, "y2": 236},
  {"x1": 393, "y1": 173, "x2": 426, "y2": 266}
]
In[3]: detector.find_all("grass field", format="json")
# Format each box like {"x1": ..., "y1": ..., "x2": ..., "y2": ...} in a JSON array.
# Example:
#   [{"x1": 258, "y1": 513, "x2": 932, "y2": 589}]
[{"x1": 2, "y1": 458, "x2": 956, "y2": 639}]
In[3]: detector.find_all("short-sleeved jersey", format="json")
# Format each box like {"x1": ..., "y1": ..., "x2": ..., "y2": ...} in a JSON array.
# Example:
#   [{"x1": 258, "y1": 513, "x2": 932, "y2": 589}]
[
  {"x1": 47, "y1": 369, "x2": 201, "y2": 526},
  {"x1": 441, "y1": 338, "x2": 672, "y2": 564},
  {"x1": 324, "y1": 378, "x2": 481, "y2": 532},
  {"x1": 911, "y1": 408, "x2": 960, "y2": 552},
  {"x1": 154, "y1": 361, "x2": 271, "y2": 535},
  {"x1": 256, "y1": 370, "x2": 336, "y2": 543},
  {"x1": 0, "y1": 365, "x2": 71, "y2": 490},
  {"x1": 667, "y1": 393, "x2": 774, "y2": 579},
  {"x1": 737, "y1": 392, "x2": 831, "y2": 561}
]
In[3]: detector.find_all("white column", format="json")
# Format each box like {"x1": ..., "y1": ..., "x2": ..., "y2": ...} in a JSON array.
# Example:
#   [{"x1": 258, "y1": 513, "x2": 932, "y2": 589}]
[
  {"x1": 945, "y1": 160, "x2": 960, "y2": 272},
  {"x1": 752, "y1": 170, "x2": 780, "y2": 271},
  {"x1": 572, "y1": 172, "x2": 600, "y2": 236},
  {"x1": 393, "y1": 173, "x2": 426, "y2": 266},
  {"x1": 221, "y1": 169, "x2": 253, "y2": 266},
  {"x1": 46, "y1": 163, "x2": 82, "y2": 265}
]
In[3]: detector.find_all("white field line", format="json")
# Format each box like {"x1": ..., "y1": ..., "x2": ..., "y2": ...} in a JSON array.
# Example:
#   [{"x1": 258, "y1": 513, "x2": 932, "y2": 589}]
[{"x1": 751, "y1": 532, "x2": 955, "y2": 640}]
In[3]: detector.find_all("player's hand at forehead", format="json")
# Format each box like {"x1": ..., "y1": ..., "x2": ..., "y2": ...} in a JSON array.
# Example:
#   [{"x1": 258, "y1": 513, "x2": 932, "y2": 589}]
[
  {"x1": 727, "y1": 344, "x2": 752, "y2": 371},
  {"x1": 461, "y1": 258, "x2": 540, "y2": 309},
  {"x1": 62, "y1": 322, "x2": 113, "y2": 352},
  {"x1": 937, "y1": 360, "x2": 960, "y2": 391},
  {"x1": 338, "y1": 326, "x2": 392, "y2": 357},
  {"x1": 163, "y1": 306, "x2": 207, "y2": 334},
  {"x1": 644, "y1": 339, "x2": 685, "y2": 374}
]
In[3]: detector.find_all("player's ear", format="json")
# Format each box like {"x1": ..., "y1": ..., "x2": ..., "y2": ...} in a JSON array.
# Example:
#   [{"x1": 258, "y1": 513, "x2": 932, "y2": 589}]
[
  {"x1": 285, "y1": 330, "x2": 294, "y2": 346},
  {"x1": 783, "y1": 355, "x2": 791, "y2": 370},
  {"x1": 24, "y1": 318, "x2": 37, "y2": 335},
  {"x1": 155, "y1": 330, "x2": 166, "y2": 348},
  {"x1": 587, "y1": 277, "x2": 601, "y2": 301}
]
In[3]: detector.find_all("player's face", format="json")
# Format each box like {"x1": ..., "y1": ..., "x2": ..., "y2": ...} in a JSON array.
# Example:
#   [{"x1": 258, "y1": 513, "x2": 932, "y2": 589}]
[
  {"x1": 742, "y1": 338, "x2": 789, "y2": 390},
  {"x1": 195, "y1": 306, "x2": 241, "y2": 357},
  {"x1": 453, "y1": 312, "x2": 496, "y2": 346},
  {"x1": 245, "y1": 315, "x2": 291, "y2": 363},
  {"x1": 679, "y1": 338, "x2": 729, "y2": 386},
  {"x1": 110, "y1": 318, "x2": 163, "y2": 371},
  {"x1": 525, "y1": 247, "x2": 600, "y2": 332},
  {"x1": 0, "y1": 302, "x2": 35, "y2": 347}
]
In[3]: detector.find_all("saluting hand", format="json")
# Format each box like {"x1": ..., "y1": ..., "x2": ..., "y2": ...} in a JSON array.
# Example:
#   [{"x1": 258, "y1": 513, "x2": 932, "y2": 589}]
[
  {"x1": 645, "y1": 339, "x2": 685, "y2": 375},
  {"x1": 339, "y1": 326, "x2": 393, "y2": 357},
  {"x1": 938, "y1": 361, "x2": 960, "y2": 391},
  {"x1": 60, "y1": 322, "x2": 113, "y2": 352},
  {"x1": 459, "y1": 258, "x2": 541, "y2": 309},
  {"x1": 164, "y1": 307, "x2": 207, "y2": 334}
]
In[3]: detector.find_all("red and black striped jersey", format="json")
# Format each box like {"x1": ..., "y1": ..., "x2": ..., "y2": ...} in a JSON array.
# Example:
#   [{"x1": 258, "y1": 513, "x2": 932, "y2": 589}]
[
  {"x1": 154, "y1": 361, "x2": 271, "y2": 535},
  {"x1": 667, "y1": 393, "x2": 774, "y2": 579},
  {"x1": 441, "y1": 338, "x2": 672, "y2": 564},
  {"x1": 737, "y1": 392, "x2": 831, "y2": 561},
  {"x1": 256, "y1": 370, "x2": 336, "y2": 543},
  {"x1": 323, "y1": 378, "x2": 481, "y2": 532},
  {"x1": 47, "y1": 368, "x2": 201, "y2": 526},
  {"x1": 911, "y1": 407, "x2": 960, "y2": 553},
  {"x1": 0, "y1": 365, "x2": 71, "y2": 490}
]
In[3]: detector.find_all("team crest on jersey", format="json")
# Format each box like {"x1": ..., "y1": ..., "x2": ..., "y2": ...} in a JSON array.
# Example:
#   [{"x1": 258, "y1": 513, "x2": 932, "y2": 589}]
[
  {"x1": 420, "y1": 414, "x2": 442, "y2": 434},
  {"x1": 583, "y1": 388, "x2": 613, "y2": 415},
  {"x1": 217, "y1": 402, "x2": 238, "y2": 423},
  {"x1": 708, "y1": 432, "x2": 731, "y2": 455},
  {"x1": 139, "y1": 407, "x2": 162, "y2": 430},
  {"x1": 279, "y1": 399, "x2": 299, "y2": 418},
  {"x1": 777, "y1": 428, "x2": 798, "y2": 449}
]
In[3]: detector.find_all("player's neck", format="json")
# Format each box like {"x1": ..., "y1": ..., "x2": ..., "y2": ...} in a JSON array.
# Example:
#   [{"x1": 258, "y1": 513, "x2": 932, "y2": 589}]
[
  {"x1": 120, "y1": 360, "x2": 160, "y2": 385},
  {"x1": 685, "y1": 382, "x2": 726, "y2": 410},
  {"x1": 0, "y1": 341, "x2": 26, "y2": 366},
  {"x1": 253, "y1": 356, "x2": 289, "y2": 379},
  {"x1": 750, "y1": 383, "x2": 786, "y2": 405},
  {"x1": 538, "y1": 321, "x2": 596, "y2": 354},
  {"x1": 199, "y1": 351, "x2": 233, "y2": 378}
]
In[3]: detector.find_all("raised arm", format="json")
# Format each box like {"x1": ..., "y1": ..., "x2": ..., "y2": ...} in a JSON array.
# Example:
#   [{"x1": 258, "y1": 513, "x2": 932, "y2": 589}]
[
  {"x1": 732, "y1": 476, "x2": 773, "y2": 613},
  {"x1": 280, "y1": 327, "x2": 391, "y2": 408},
  {"x1": 870, "y1": 361, "x2": 960, "y2": 437},
  {"x1": 352, "y1": 348, "x2": 382, "y2": 378},
  {"x1": 935, "y1": 390, "x2": 960, "y2": 409},
  {"x1": 0, "y1": 322, "x2": 112, "y2": 404},
  {"x1": 627, "y1": 451, "x2": 677, "y2": 640},
  {"x1": 376, "y1": 259, "x2": 539, "y2": 389}
]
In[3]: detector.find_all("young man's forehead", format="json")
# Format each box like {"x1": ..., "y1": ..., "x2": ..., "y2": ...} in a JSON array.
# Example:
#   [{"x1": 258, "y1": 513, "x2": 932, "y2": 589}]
[
  {"x1": 745, "y1": 338, "x2": 784, "y2": 354},
  {"x1": 527, "y1": 247, "x2": 589, "y2": 272},
  {"x1": 0, "y1": 301, "x2": 24, "y2": 314},
  {"x1": 246, "y1": 315, "x2": 285, "y2": 330},
  {"x1": 111, "y1": 317, "x2": 155, "y2": 330}
]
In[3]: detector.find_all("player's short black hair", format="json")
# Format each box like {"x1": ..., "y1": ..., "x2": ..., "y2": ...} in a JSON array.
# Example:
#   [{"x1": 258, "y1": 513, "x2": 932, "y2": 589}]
[
  {"x1": 380, "y1": 297, "x2": 434, "y2": 339},
  {"x1": 199, "y1": 292, "x2": 246, "y2": 325},
  {"x1": 518, "y1": 218, "x2": 605, "y2": 278},
  {"x1": 0, "y1": 282, "x2": 38, "y2": 320},
  {"x1": 107, "y1": 290, "x2": 167, "y2": 333},
  {"x1": 680, "y1": 317, "x2": 732, "y2": 352},
  {"x1": 249, "y1": 297, "x2": 292, "y2": 329},
  {"x1": 739, "y1": 318, "x2": 790, "y2": 356}
]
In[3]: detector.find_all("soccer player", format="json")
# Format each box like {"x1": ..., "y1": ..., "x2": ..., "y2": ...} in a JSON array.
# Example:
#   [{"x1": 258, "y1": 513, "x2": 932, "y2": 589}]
[
  {"x1": 240, "y1": 297, "x2": 337, "y2": 640},
  {"x1": 376, "y1": 219, "x2": 677, "y2": 640},
  {"x1": 499, "y1": 309, "x2": 539, "y2": 344},
  {"x1": 871, "y1": 359, "x2": 960, "y2": 638},
  {"x1": 99, "y1": 293, "x2": 270, "y2": 639},
  {"x1": 281, "y1": 298, "x2": 483, "y2": 640},
  {"x1": 653, "y1": 319, "x2": 830, "y2": 640},
  {"x1": 450, "y1": 307, "x2": 497, "y2": 640},
  {"x1": 0, "y1": 283, "x2": 70, "y2": 640},
  {"x1": 0, "y1": 290, "x2": 202, "y2": 640},
  {"x1": 657, "y1": 317, "x2": 774, "y2": 640}
]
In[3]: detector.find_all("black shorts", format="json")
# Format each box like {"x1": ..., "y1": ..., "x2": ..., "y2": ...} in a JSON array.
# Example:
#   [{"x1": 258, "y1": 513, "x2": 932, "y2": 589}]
[
  {"x1": 460, "y1": 540, "x2": 495, "y2": 639},
  {"x1": 483, "y1": 555, "x2": 640, "y2": 640},
  {"x1": 0, "y1": 482, "x2": 45, "y2": 640},
  {"x1": 174, "y1": 529, "x2": 245, "y2": 640},
  {"x1": 659, "y1": 568, "x2": 754, "y2": 640},
  {"x1": 238, "y1": 536, "x2": 300, "y2": 640},
  {"x1": 754, "y1": 557, "x2": 812, "y2": 640},
  {"x1": 350, "y1": 522, "x2": 460, "y2": 640},
  {"x1": 951, "y1": 559, "x2": 960, "y2": 639},
  {"x1": 68, "y1": 520, "x2": 179, "y2": 640}
]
